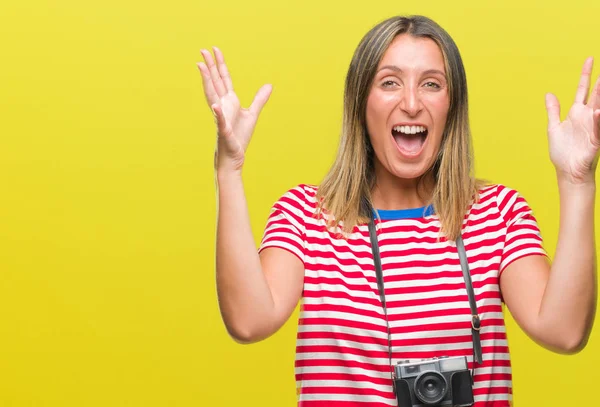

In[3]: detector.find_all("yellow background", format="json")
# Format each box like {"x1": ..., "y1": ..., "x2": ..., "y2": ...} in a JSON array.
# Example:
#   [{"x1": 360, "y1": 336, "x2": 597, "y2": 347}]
[{"x1": 1, "y1": 0, "x2": 599, "y2": 405}]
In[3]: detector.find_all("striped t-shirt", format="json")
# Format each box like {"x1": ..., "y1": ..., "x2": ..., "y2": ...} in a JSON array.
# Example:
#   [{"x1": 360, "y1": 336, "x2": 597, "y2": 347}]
[{"x1": 259, "y1": 183, "x2": 546, "y2": 407}]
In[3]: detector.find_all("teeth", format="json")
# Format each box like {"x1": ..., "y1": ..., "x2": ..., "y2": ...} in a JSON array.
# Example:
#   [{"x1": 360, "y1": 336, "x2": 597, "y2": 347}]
[{"x1": 393, "y1": 125, "x2": 427, "y2": 135}]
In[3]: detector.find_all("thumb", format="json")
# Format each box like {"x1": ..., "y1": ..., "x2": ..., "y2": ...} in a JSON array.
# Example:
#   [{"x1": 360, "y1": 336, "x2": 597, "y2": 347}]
[
  {"x1": 249, "y1": 84, "x2": 273, "y2": 117},
  {"x1": 593, "y1": 109, "x2": 600, "y2": 147},
  {"x1": 545, "y1": 93, "x2": 561, "y2": 130},
  {"x1": 212, "y1": 103, "x2": 232, "y2": 137}
]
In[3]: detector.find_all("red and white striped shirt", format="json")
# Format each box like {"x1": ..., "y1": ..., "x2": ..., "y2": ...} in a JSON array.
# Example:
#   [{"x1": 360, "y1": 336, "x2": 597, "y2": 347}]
[{"x1": 259, "y1": 184, "x2": 546, "y2": 407}]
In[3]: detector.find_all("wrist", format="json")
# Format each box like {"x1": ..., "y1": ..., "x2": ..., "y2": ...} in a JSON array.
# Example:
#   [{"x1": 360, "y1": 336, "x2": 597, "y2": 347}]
[
  {"x1": 216, "y1": 169, "x2": 243, "y2": 186},
  {"x1": 556, "y1": 173, "x2": 596, "y2": 199},
  {"x1": 556, "y1": 170, "x2": 596, "y2": 190}
]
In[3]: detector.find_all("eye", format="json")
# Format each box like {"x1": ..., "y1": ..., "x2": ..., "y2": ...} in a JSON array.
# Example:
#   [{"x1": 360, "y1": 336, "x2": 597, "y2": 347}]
[
  {"x1": 382, "y1": 80, "x2": 399, "y2": 88},
  {"x1": 423, "y1": 81, "x2": 441, "y2": 89}
]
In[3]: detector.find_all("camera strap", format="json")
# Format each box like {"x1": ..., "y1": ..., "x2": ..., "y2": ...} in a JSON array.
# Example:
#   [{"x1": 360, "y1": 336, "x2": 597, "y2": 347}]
[
  {"x1": 367, "y1": 216, "x2": 483, "y2": 378},
  {"x1": 456, "y1": 234, "x2": 483, "y2": 365},
  {"x1": 368, "y1": 215, "x2": 395, "y2": 385}
]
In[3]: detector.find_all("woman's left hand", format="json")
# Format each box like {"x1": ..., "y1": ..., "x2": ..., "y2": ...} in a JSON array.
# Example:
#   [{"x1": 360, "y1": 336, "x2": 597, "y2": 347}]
[{"x1": 546, "y1": 57, "x2": 600, "y2": 185}]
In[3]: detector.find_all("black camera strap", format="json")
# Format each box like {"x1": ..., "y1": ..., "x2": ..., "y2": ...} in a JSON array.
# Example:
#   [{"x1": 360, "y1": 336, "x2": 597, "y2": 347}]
[
  {"x1": 368, "y1": 216, "x2": 395, "y2": 386},
  {"x1": 456, "y1": 235, "x2": 483, "y2": 365},
  {"x1": 367, "y1": 216, "x2": 482, "y2": 380}
]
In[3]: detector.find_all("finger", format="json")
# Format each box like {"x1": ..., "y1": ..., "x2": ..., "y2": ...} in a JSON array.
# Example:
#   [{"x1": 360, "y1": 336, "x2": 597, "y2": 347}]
[
  {"x1": 545, "y1": 93, "x2": 561, "y2": 129},
  {"x1": 574, "y1": 57, "x2": 594, "y2": 104},
  {"x1": 213, "y1": 47, "x2": 234, "y2": 92},
  {"x1": 249, "y1": 84, "x2": 273, "y2": 117},
  {"x1": 212, "y1": 103, "x2": 232, "y2": 137},
  {"x1": 197, "y1": 62, "x2": 219, "y2": 105},
  {"x1": 201, "y1": 49, "x2": 227, "y2": 98},
  {"x1": 587, "y1": 74, "x2": 600, "y2": 110}
]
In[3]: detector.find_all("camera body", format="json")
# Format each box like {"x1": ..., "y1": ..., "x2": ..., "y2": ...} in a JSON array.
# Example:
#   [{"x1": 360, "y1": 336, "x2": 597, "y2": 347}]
[{"x1": 393, "y1": 356, "x2": 474, "y2": 407}]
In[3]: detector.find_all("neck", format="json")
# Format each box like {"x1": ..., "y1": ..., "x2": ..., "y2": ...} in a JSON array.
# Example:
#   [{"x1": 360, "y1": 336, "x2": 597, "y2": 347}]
[{"x1": 371, "y1": 166, "x2": 435, "y2": 210}]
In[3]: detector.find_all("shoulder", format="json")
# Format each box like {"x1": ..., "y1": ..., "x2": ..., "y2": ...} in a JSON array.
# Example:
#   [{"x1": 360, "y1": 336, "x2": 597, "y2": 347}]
[
  {"x1": 274, "y1": 184, "x2": 318, "y2": 208},
  {"x1": 475, "y1": 182, "x2": 535, "y2": 224},
  {"x1": 269, "y1": 184, "x2": 319, "y2": 222},
  {"x1": 476, "y1": 182, "x2": 526, "y2": 205}
]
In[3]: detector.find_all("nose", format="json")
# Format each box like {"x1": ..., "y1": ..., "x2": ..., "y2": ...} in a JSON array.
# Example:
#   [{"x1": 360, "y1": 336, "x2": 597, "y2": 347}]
[{"x1": 399, "y1": 85, "x2": 423, "y2": 117}]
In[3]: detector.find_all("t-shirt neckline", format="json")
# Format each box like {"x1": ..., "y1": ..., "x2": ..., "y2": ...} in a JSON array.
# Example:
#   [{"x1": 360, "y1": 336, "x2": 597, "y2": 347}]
[{"x1": 373, "y1": 205, "x2": 435, "y2": 220}]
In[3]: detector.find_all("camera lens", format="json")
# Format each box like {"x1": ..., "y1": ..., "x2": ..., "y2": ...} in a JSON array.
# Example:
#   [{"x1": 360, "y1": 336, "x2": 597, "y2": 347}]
[{"x1": 414, "y1": 371, "x2": 448, "y2": 405}]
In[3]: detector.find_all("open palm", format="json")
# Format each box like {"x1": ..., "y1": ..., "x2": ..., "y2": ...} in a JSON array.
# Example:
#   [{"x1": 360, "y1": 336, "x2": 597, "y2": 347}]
[
  {"x1": 546, "y1": 57, "x2": 600, "y2": 184},
  {"x1": 198, "y1": 47, "x2": 272, "y2": 173}
]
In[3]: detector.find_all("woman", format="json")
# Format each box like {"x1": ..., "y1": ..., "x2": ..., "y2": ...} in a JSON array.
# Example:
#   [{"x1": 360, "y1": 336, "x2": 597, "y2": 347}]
[{"x1": 197, "y1": 15, "x2": 599, "y2": 407}]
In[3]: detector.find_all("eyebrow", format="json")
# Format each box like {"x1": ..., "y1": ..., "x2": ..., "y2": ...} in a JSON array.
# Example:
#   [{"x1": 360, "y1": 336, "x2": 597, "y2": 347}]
[{"x1": 377, "y1": 65, "x2": 446, "y2": 77}]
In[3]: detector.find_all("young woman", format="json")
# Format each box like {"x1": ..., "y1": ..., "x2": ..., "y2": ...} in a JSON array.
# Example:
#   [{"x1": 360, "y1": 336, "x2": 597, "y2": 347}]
[{"x1": 198, "y1": 15, "x2": 599, "y2": 407}]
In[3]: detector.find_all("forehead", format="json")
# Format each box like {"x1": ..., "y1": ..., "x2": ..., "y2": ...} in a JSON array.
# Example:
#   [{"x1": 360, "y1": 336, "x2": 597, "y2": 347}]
[{"x1": 378, "y1": 34, "x2": 445, "y2": 72}]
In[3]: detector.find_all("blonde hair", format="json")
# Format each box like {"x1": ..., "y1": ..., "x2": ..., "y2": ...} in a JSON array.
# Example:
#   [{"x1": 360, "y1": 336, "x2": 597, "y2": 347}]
[{"x1": 316, "y1": 15, "x2": 483, "y2": 241}]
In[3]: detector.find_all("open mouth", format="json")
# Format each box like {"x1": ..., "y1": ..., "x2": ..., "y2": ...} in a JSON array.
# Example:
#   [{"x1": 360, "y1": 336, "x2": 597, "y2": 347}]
[{"x1": 392, "y1": 125, "x2": 428, "y2": 155}]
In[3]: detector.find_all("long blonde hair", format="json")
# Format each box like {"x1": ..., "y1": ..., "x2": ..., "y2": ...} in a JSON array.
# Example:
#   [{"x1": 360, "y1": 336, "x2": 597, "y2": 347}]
[{"x1": 316, "y1": 15, "x2": 482, "y2": 241}]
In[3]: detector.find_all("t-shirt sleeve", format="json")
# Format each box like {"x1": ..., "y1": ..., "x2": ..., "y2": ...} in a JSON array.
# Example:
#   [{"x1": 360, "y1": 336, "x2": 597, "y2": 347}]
[
  {"x1": 258, "y1": 186, "x2": 307, "y2": 264},
  {"x1": 496, "y1": 185, "x2": 548, "y2": 273}
]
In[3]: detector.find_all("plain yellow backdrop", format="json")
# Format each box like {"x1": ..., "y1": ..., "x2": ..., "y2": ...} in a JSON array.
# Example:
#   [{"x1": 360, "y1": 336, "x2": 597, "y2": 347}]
[{"x1": 1, "y1": 0, "x2": 599, "y2": 405}]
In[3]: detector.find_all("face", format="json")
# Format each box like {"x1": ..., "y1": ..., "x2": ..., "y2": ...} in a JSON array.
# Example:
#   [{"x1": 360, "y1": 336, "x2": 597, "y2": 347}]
[{"x1": 365, "y1": 34, "x2": 450, "y2": 181}]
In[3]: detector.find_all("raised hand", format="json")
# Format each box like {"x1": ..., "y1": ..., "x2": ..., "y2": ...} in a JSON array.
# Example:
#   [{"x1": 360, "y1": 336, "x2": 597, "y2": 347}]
[
  {"x1": 197, "y1": 47, "x2": 272, "y2": 174},
  {"x1": 545, "y1": 57, "x2": 600, "y2": 184}
]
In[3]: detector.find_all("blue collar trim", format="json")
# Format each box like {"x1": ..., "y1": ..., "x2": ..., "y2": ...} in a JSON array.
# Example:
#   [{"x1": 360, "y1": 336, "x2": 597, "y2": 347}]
[{"x1": 373, "y1": 205, "x2": 434, "y2": 220}]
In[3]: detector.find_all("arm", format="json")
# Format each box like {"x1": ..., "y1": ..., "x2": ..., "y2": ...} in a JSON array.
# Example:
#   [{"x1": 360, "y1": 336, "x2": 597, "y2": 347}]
[
  {"x1": 198, "y1": 48, "x2": 304, "y2": 343},
  {"x1": 500, "y1": 57, "x2": 600, "y2": 354},
  {"x1": 501, "y1": 181, "x2": 596, "y2": 353},
  {"x1": 216, "y1": 174, "x2": 304, "y2": 343}
]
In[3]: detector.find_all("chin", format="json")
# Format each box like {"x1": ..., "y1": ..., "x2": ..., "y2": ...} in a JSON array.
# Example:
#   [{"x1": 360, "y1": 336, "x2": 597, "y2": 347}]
[{"x1": 387, "y1": 157, "x2": 435, "y2": 181}]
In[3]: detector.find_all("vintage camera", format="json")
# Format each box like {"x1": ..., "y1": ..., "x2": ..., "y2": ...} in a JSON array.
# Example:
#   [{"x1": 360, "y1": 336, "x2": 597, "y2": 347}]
[{"x1": 393, "y1": 356, "x2": 474, "y2": 407}]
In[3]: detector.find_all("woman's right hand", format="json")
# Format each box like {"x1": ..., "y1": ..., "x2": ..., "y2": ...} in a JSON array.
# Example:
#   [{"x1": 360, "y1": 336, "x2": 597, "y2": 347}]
[{"x1": 197, "y1": 47, "x2": 272, "y2": 174}]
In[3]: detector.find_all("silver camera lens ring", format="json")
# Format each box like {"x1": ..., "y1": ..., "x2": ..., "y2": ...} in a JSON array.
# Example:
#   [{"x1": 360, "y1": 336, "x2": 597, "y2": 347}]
[{"x1": 413, "y1": 371, "x2": 448, "y2": 405}]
